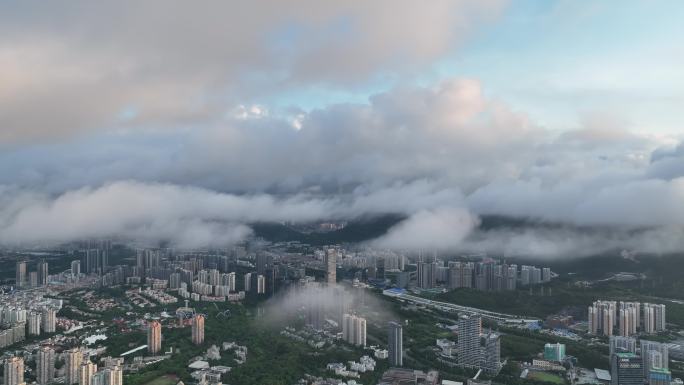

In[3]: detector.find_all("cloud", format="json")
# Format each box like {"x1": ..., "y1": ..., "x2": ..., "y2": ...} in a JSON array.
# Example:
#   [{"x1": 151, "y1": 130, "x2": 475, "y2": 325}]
[
  {"x1": 0, "y1": 79, "x2": 537, "y2": 194},
  {"x1": 0, "y1": 73, "x2": 683, "y2": 257},
  {"x1": 458, "y1": 225, "x2": 684, "y2": 260},
  {"x1": 371, "y1": 207, "x2": 479, "y2": 251},
  {"x1": 0, "y1": 0, "x2": 506, "y2": 143},
  {"x1": 0, "y1": 180, "x2": 468, "y2": 248}
]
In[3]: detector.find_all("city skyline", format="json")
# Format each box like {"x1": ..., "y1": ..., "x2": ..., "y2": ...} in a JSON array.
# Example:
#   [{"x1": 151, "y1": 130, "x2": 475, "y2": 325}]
[{"x1": 1, "y1": 2, "x2": 683, "y2": 385}]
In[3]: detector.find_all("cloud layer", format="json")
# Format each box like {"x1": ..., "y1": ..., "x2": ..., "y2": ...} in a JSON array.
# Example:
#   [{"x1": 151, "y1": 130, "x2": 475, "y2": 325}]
[
  {"x1": 2, "y1": 0, "x2": 684, "y2": 261},
  {"x1": 1, "y1": 75, "x2": 683, "y2": 256},
  {"x1": 0, "y1": 0, "x2": 505, "y2": 143}
]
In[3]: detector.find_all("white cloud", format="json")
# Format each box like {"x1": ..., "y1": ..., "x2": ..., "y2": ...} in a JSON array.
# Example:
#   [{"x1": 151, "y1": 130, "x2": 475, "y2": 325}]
[
  {"x1": 371, "y1": 207, "x2": 479, "y2": 251},
  {"x1": 0, "y1": 73, "x2": 683, "y2": 257},
  {"x1": 0, "y1": 0, "x2": 506, "y2": 143}
]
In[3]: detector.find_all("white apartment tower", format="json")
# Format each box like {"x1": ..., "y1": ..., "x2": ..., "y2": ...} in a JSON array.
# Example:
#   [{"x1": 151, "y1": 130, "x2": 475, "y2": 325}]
[
  {"x1": 325, "y1": 249, "x2": 337, "y2": 285},
  {"x1": 64, "y1": 348, "x2": 83, "y2": 385},
  {"x1": 3, "y1": 356, "x2": 24, "y2": 385},
  {"x1": 79, "y1": 361, "x2": 97, "y2": 385},
  {"x1": 37, "y1": 346, "x2": 56, "y2": 385},
  {"x1": 342, "y1": 313, "x2": 367, "y2": 347}
]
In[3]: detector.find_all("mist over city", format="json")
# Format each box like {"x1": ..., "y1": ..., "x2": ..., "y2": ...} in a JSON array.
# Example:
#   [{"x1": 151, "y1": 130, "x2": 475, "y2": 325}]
[{"x1": 1, "y1": 2, "x2": 683, "y2": 385}]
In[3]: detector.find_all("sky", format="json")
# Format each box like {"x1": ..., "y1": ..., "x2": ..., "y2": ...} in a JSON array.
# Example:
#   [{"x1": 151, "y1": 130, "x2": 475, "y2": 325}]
[{"x1": 1, "y1": 1, "x2": 684, "y2": 258}]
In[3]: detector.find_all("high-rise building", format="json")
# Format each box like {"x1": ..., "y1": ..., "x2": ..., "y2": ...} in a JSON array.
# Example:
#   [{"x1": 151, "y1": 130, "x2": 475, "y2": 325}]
[
  {"x1": 588, "y1": 300, "x2": 617, "y2": 336},
  {"x1": 256, "y1": 274, "x2": 266, "y2": 294},
  {"x1": 15, "y1": 261, "x2": 27, "y2": 288},
  {"x1": 458, "y1": 315, "x2": 483, "y2": 367},
  {"x1": 520, "y1": 266, "x2": 530, "y2": 286},
  {"x1": 256, "y1": 252, "x2": 271, "y2": 275},
  {"x1": 325, "y1": 249, "x2": 337, "y2": 285},
  {"x1": 85, "y1": 249, "x2": 100, "y2": 275},
  {"x1": 147, "y1": 321, "x2": 162, "y2": 354},
  {"x1": 37, "y1": 346, "x2": 56, "y2": 385},
  {"x1": 505, "y1": 264, "x2": 517, "y2": 290},
  {"x1": 417, "y1": 262, "x2": 436, "y2": 289},
  {"x1": 453, "y1": 314, "x2": 503, "y2": 373},
  {"x1": 102, "y1": 366, "x2": 123, "y2": 385},
  {"x1": 481, "y1": 332, "x2": 501, "y2": 373},
  {"x1": 42, "y1": 308, "x2": 56, "y2": 333},
  {"x1": 609, "y1": 336, "x2": 637, "y2": 357},
  {"x1": 447, "y1": 261, "x2": 475, "y2": 289},
  {"x1": 91, "y1": 371, "x2": 106, "y2": 385},
  {"x1": 37, "y1": 260, "x2": 49, "y2": 286},
  {"x1": 79, "y1": 361, "x2": 97, "y2": 385},
  {"x1": 611, "y1": 352, "x2": 642, "y2": 385},
  {"x1": 388, "y1": 321, "x2": 403, "y2": 367},
  {"x1": 3, "y1": 356, "x2": 24, "y2": 385},
  {"x1": 64, "y1": 348, "x2": 83, "y2": 385},
  {"x1": 544, "y1": 343, "x2": 566, "y2": 362},
  {"x1": 641, "y1": 340, "x2": 669, "y2": 382},
  {"x1": 169, "y1": 272, "x2": 181, "y2": 289},
  {"x1": 71, "y1": 260, "x2": 81, "y2": 277},
  {"x1": 244, "y1": 273, "x2": 252, "y2": 292},
  {"x1": 28, "y1": 311, "x2": 42, "y2": 335},
  {"x1": 643, "y1": 303, "x2": 666, "y2": 334},
  {"x1": 342, "y1": 314, "x2": 367, "y2": 347},
  {"x1": 192, "y1": 314, "x2": 205, "y2": 345},
  {"x1": 617, "y1": 302, "x2": 639, "y2": 336},
  {"x1": 226, "y1": 272, "x2": 236, "y2": 292}
]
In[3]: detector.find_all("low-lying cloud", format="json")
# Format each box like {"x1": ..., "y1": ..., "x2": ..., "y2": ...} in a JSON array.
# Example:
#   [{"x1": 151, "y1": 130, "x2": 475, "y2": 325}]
[
  {"x1": 371, "y1": 207, "x2": 479, "y2": 251},
  {"x1": 0, "y1": 78, "x2": 683, "y2": 257}
]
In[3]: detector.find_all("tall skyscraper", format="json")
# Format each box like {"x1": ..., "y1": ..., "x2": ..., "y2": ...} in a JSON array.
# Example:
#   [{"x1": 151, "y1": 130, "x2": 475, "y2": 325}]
[
  {"x1": 103, "y1": 366, "x2": 123, "y2": 385},
  {"x1": 618, "y1": 302, "x2": 639, "y2": 336},
  {"x1": 147, "y1": 321, "x2": 162, "y2": 354},
  {"x1": 643, "y1": 303, "x2": 667, "y2": 334},
  {"x1": 37, "y1": 260, "x2": 49, "y2": 286},
  {"x1": 256, "y1": 252, "x2": 271, "y2": 275},
  {"x1": 256, "y1": 274, "x2": 266, "y2": 294},
  {"x1": 588, "y1": 300, "x2": 617, "y2": 336},
  {"x1": 71, "y1": 260, "x2": 81, "y2": 277},
  {"x1": 447, "y1": 261, "x2": 475, "y2": 289},
  {"x1": 37, "y1": 346, "x2": 56, "y2": 385},
  {"x1": 192, "y1": 314, "x2": 205, "y2": 345},
  {"x1": 388, "y1": 321, "x2": 403, "y2": 367},
  {"x1": 342, "y1": 314, "x2": 367, "y2": 346},
  {"x1": 481, "y1": 332, "x2": 501, "y2": 373},
  {"x1": 325, "y1": 249, "x2": 337, "y2": 285},
  {"x1": 79, "y1": 361, "x2": 97, "y2": 385},
  {"x1": 458, "y1": 315, "x2": 483, "y2": 367},
  {"x1": 85, "y1": 249, "x2": 100, "y2": 275},
  {"x1": 28, "y1": 311, "x2": 42, "y2": 335},
  {"x1": 227, "y1": 272, "x2": 236, "y2": 292},
  {"x1": 3, "y1": 356, "x2": 24, "y2": 385},
  {"x1": 611, "y1": 352, "x2": 643, "y2": 385},
  {"x1": 641, "y1": 340, "x2": 669, "y2": 381},
  {"x1": 417, "y1": 262, "x2": 436, "y2": 289},
  {"x1": 64, "y1": 348, "x2": 83, "y2": 385},
  {"x1": 15, "y1": 261, "x2": 27, "y2": 288},
  {"x1": 42, "y1": 308, "x2": 56, "y2": 333},
  {"x1": 244, "y1": 272, "x2": 252, "y2": 292}
]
